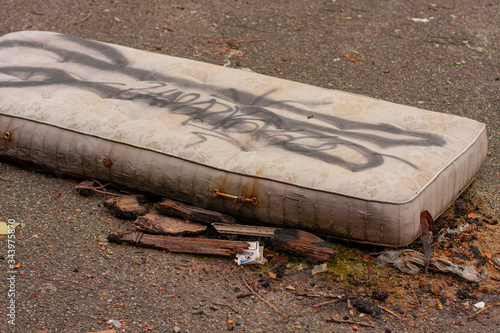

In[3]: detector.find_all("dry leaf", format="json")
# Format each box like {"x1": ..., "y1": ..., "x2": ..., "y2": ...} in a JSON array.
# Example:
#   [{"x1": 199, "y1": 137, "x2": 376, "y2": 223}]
[{"x1": 485, "y1": 251, "x2": 492, "y2": 260}]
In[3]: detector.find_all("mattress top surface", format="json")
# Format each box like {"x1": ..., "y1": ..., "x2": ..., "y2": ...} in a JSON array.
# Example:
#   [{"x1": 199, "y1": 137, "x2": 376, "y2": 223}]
[{"x1": 0, "y1": 31, "x2": 486, "y2": 203}]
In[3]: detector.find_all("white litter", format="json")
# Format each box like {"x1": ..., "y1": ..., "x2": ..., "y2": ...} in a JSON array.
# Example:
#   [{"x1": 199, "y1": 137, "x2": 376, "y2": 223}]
[
  {"x1": 474, "y1": 301, "x2": 485, "y2": 310},
  {"x1": 235, "y1": 241, "x2": 267, "y2": 265},
  {"x1": 411, "y1": 18, "x2": 431, "y2": 23},
  {"x1": 311, "y1": 263, "x2": 328, "y2": 275},
  {"x1": 107, "y1": 319, "x2": 122, "y2": 329},
  {"x1": 375, "y1": 249, "x2": 482, "y2": 282}
]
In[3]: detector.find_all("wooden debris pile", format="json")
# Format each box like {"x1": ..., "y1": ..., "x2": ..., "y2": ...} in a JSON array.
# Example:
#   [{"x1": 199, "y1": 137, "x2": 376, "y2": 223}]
[{"x1": 91, "y1": 189, "x2": 336, "y2": 262}]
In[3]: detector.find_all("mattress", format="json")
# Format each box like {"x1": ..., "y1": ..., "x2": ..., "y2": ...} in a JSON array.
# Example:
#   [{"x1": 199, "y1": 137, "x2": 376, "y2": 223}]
[{"x1": 0, "y1": 31, "x2": 488, "y2": 246}]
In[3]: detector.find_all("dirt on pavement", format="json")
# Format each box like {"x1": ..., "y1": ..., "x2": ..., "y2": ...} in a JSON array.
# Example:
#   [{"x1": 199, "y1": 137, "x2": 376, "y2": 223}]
[{"x1": 0, "y1": 1, "x2": 499, "y2": 332}]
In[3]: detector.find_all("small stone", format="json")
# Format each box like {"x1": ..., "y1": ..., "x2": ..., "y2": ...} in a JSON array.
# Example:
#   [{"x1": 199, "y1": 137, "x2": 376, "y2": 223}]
[
  {"x1": 173, "y1": 326, "x2": 181, "y2": 333},
  {"x1": 41, "y1": 283, "x2": 57, "y2": 293},
  {"x1": 474, "y1": 301, "x2": 485, "y2": 310},
  {"x1": 311, "y1": 263, "x2": 328, "y2": 275},
  {"x1": 107, "y1": 319, "x2": 122, "y2": 329}
]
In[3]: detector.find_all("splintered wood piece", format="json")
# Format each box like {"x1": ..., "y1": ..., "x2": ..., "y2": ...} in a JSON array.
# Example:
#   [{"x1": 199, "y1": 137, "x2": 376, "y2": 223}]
[
  {"x1": 155, "y1": 198, "x2": 237, "y2": 225},
  {"x1": 212, "y1": 222, "x2": 278, "y2": 237},
  {"x1": 108, "y1": 232, "x2": 249, "y2": 256},
  {"x1": 270, "y1": 229, "x2": 336, "y2": 262},
  {"x1": 103, "y1": 195, "x2": 148, "y2": 219},
  {"x1": 135, "y1": 212, "x2": 207, "y2": 236}
]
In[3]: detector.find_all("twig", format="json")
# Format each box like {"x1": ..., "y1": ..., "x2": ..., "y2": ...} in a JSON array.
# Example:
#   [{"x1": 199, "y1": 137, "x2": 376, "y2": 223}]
[
  {"x1": 192, "y1": 309, "x2": 207, "y2": 315},
  {"x1": 487, "y1": 260, "x2": 500, "y2": 273},
  {"x1": 75, "y1": 181, "x2": 128, "y2": 197},
  {"x1": 466, "y1": 71, "x2": 477, "y2": 78},
  {"x1": 353, "y1": 271, "x2": 372, "y2": 283},
  {"x1": 450, "y1": 300, "x2": 468, "y2": 314},
  {"x1": 312, "y1": 296, "x2": 352, "y2": 308},
  {"x1": 347, "y1": 298, "x2": 354, "y2": 316},
  {"x1": 346, "y1": 54, "x2": 363, "y2": 63},
  {"x1": 75, "y1": 186, "x2": 127, "y2": 197},
  {"x1": 236, "y1": 292, "x2": 253, "y2": 299},
  {"x1": 322, "y1": 7, "x2": 345, "y2": 13},
  {"x1": 326, "y1": 316, "x2": 376, "y2": 328},
  {"x1": 73, "y1": 12, "x2": 93, "y2": 25},
  {"x1": 206, "y1": 38, "x2": 265, "y2": 44},
  {"x1": 450, "y1": 300, "x2": 486, "y2": 325},
  {"x1": 468, "y1": 302, "x2": 500, "y2": 320},
  {"x1": 379, "y1": 305, "x2": 402, "y2": 320},
  {"x1": 211, "y1": 302, "x2": 239, "y2": 313},
  {"x1": 241, "y1": 276, "x2": 287, "y2": 317},
  {"x1": 353, "y1": 261, "x2": 373, "y2": 283}
]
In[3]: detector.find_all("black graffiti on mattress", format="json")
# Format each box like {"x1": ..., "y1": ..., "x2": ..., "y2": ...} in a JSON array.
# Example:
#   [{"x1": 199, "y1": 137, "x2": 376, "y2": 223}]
[{"x1": 0, "y1": 36, "x2": 446, "y2": 172}]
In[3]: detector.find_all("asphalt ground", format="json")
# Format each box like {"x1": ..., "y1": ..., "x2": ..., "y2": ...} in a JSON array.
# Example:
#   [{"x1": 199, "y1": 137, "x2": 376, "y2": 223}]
[{"x1": 0, "y1": 1, "x2": 498, "y2": 332}]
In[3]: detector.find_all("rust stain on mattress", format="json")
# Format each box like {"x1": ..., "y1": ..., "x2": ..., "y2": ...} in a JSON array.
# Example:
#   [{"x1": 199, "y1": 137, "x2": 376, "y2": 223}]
[
  {"x1": 1, "y1": 131, "x2": 13, "y2": 143},
  {"x1": 102, "y1": 157, "x2": 113, "y2": 169}
]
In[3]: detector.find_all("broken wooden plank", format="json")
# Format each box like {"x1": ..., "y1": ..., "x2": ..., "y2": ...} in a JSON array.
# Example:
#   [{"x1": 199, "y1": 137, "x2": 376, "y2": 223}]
[
  {"x1": 135, "y1": 211, "x2": 207, "y2": 236},
  {"x1": 212, "y1": 221, "x2": 335, "y2": 261},
  {"x1": 212, "y1": 222, "x2": 278, "y2": 237},
  {"x1": 270, "y1": 229, "x2": 336, "y2": 262},
  {"x1": 103, "y1": 195, "x2": 148, "y2": 219},
  {"x1": 155, "y1": 199, "x2": 237, "y2": 225},
  {"x1": 108, "y1": 232, "x2": 249, "y2": 256}
]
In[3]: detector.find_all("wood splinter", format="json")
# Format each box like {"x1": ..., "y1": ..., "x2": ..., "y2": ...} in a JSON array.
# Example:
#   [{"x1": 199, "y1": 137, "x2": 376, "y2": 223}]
[
  {"x1": 270, "y1": 229, "x2": 336, "y2": 262},
  {"x1": 73, "y1": 12, "x2": 93, "y2": 24},
  {"x1": 135, "y1": 211, "x2": 207, "y2": 236},
  {"x1": 156, "y1": 198, "x2": 237, "y2": 225},
  {"x1": 103, "y1": 195, "x2": 148, "y2": 219},
  {"x1": 241, "y1": 276, "x2": 287, "y2": 318}
]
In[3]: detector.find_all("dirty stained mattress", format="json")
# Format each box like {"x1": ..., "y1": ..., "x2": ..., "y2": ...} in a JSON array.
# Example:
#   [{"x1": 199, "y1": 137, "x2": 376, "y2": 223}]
[{"x1": 0, "y1": 31, "x2": 488, "y2": 246}]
